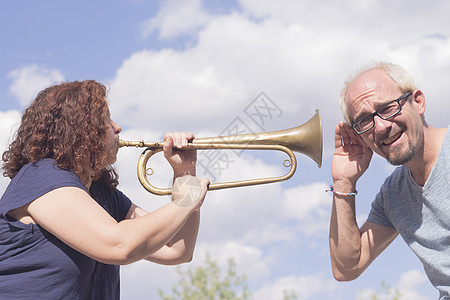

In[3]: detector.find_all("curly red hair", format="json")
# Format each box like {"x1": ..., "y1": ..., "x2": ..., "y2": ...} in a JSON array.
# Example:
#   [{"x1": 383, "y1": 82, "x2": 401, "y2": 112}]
[{"x1": 2, "y1": 80, "x2": 118, "y2": 189}]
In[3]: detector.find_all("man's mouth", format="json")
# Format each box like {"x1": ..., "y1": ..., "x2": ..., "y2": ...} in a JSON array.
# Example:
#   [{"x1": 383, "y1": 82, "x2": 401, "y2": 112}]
[{"x1": 381, "y1": 131, "x2": 403, "y2": 146}]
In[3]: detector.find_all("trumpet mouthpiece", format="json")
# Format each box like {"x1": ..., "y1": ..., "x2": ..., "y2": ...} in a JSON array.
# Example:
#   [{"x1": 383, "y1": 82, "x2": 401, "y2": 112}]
[
  {"x1": 117, "y1": 139, "x2": 126, "y2": 148},
  {"x1": 117, "y1": 139, "x2": 147, "y2": 148}
]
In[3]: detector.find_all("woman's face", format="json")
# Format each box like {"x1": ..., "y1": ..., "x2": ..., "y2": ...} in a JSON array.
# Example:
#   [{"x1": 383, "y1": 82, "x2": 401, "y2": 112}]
[{"x1": 104, "y1": 117, "x2": 122, "y2": 166}]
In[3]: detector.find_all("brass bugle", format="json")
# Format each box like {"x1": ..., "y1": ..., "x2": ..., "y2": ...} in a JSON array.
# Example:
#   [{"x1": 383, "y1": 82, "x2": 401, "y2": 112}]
[{"x1": 118, "y1": 110, "x2": 322, "y2": 195}]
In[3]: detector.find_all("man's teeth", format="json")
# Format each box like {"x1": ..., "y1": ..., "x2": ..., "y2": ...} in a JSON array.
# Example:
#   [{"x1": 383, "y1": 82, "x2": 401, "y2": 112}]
[{"x1": 383, "y1": 131, "x2": 402, "y2": 145}]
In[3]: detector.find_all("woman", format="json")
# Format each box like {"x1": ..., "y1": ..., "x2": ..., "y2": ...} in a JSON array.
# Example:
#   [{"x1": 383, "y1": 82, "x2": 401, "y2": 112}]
[{"x1": 0, "y1": 80, "x2": 209, "y2": 299}]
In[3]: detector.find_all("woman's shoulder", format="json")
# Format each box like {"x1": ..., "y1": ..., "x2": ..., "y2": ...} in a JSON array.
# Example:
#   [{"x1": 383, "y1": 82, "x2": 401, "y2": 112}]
[
  {"x1": 0, "y1": 159, "x2": 86, "y2": 214},
  {"x1": 20, "y1": 158, "x2": 80, "y2": 182}
]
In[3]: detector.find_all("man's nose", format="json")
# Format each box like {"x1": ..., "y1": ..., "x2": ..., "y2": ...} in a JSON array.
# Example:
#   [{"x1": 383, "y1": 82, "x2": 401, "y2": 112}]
[{"x1": 373, "y1": 115, "x2": 391, "y2": 135}]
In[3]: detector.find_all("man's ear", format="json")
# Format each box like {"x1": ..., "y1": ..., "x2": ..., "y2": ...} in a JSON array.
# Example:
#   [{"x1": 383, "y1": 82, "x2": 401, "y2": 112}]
[{"x1": 411, "y1": 89, "x2": 426, "y2": 115}]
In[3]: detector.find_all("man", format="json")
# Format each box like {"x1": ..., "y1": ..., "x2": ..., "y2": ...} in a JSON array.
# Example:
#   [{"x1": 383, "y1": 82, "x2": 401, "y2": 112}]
[{"x1": 329, "y1": 61, "x2": 449, "y2": 298}]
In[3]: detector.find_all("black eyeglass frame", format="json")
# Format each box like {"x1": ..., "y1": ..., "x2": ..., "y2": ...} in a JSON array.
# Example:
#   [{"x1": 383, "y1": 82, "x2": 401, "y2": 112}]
[{"x1": 351, "y1": 92, "x2": 413, "y2": 135}]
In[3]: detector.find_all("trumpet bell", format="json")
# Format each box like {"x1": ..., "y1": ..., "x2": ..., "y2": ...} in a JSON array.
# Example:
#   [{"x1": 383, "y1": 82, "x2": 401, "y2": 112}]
[{"x1": 191, "y1": 110, "x2": 322, "y2": 168}]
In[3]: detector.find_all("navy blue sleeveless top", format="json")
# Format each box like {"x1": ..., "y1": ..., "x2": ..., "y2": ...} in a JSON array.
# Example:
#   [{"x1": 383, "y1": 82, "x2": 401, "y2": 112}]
[{"x1": 0, "y1": 159, "x2": 132, "y2": 299}]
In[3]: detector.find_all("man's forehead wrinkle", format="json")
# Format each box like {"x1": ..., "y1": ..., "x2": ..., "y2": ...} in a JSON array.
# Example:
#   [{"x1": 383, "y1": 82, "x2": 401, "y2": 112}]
[
  {"x1": 346, "y1": 82, "x2": 379, "y2": 121},
  {"x1": 345, "y1": 70, "x2": 401, "y2": 122},
  {"x1": 349, "y1": 72, "x2": 393, "y2": 99}
]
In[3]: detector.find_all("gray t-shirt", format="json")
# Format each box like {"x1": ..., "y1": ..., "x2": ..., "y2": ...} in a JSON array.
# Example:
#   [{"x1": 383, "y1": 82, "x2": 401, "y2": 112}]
[{"x1": 368, "y1": 126, "x2": 450, "y2": 299}]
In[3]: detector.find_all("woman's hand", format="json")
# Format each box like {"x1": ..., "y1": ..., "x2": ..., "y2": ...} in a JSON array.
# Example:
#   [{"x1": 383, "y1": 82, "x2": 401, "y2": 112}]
[
  {"x1": 163, "y1": 132, "x2": 197, "y2": 178},
  {"x1": 171, "y1": 175, "x2": 210, "y2": 209}
]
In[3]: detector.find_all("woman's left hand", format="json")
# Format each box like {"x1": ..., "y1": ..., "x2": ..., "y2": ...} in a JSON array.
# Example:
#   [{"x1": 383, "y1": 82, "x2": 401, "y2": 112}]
[{"x1": 163, "y1": 132, "x2": 197, "y2": 178}]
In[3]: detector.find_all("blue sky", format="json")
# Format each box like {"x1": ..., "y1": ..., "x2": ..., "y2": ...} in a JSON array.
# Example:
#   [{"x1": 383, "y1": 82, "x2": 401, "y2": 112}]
[{"x1": 1, "y1": 1, "x2": 449, "y2": 299}]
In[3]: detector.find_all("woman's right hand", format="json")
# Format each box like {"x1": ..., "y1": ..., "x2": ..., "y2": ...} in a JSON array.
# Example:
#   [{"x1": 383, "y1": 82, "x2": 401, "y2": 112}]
[
  {"x1": 171, "y1": 175, "x2": 210, "y2": 209},
  {"x1": 163, "y1": 132, "x2": 197, "y2": 178}
]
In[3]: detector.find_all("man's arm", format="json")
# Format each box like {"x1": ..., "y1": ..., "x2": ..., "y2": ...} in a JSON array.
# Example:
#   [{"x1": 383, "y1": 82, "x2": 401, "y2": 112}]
[
  {"x1": 328, "y1": 122, "x2": 397, "y2": 280},
  {"x1": 329, "y1": 193, "x2": 398, "y2": 281}
]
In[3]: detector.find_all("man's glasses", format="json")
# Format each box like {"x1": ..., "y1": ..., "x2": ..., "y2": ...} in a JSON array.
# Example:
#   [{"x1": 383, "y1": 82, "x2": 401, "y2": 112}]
[{"x1": 351, "y1": 92, "x2": 412, "y2": 135}]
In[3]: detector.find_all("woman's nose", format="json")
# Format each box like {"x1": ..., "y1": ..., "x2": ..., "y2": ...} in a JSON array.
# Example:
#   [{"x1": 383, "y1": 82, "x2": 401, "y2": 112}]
[{"x1": 111, "y1": 121, "x2": 122, "y2": 134}]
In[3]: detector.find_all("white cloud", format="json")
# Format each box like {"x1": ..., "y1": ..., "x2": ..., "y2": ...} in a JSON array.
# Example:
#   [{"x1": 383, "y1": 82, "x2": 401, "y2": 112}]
[
  {"x1": 0, "y1": 110, "x2": 21, "y2": 151},
  {"x1": 198, "y1": 241, "x2": 270, "y2": 283},
  {"x1": 253, "y1": 274, "x2": 337, "y2": 300},
  {"x1": 239, "y1": 0, "x2": 450, "y2": 42},
  {"x1": 228, "y1": 181, "x2": 332, "y2": 247},
  {"x1": 111, "y1": 1, "x2": 450, "y2": 163},
  {"x1": 281, "y1": 182, "x2": 329, "y2": 221},
  {"x1": 0, "y1": 110, "x2": 22, "y2": 193},
  {"x1": 357, "y1": 269, "x2": 431, "y2": 300},
  {"x1": 120, "y1": 261, "x2": 180, "y2": 299},
  {"x1": 389, "y1": 36, "x2": 450, "y2": 128},
  {"x1": 396, "y1": 270, "x2": 430, "y2": 300},
  {"x1": 112, "y1": 11, "x2": 354, "y2": 134},
  {"x1": 139, "y1": 0, "x2": 212, "y2": 40},
  {"x1": 7, "y1": 64, "x2": 64, "y2": 108}
]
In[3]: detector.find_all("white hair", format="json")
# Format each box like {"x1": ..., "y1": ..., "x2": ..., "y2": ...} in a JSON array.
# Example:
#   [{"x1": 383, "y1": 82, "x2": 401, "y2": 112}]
[{"x1": 339, "y1": 61, "x2": 417, "y2": 123}]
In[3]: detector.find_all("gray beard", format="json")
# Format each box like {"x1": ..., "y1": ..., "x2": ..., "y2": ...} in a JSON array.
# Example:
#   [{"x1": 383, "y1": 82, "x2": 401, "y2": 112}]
[{"x1": 386, "y1": 144, "x2": 416, "y2": 166}]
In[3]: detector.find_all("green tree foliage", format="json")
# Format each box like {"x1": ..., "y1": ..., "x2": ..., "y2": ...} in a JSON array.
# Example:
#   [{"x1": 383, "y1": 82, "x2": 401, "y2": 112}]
[
  {"x1": 158, "y1": 253, "x2": 251, "y2": 300},
  {"x1": 357, "y1": 281, "x2": 402, "y2": 300},
  {"x1": 282, "y1": 290, "x2": 299, "y2": 300}
]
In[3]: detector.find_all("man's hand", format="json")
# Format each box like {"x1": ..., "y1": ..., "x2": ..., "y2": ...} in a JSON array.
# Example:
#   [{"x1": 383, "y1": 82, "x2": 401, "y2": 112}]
[{"x1": 332, "y1": 121, "x2": 373, "y2": 191}]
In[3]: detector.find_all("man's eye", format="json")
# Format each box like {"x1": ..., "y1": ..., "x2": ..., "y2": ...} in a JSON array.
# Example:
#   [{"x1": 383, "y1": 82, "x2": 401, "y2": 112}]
[
  {"x1": 379, "y1": 104, "x2": 397, "y2": 115},
  {"x1": 359, "y1": 117, "x2": 372, "y2": 126}
]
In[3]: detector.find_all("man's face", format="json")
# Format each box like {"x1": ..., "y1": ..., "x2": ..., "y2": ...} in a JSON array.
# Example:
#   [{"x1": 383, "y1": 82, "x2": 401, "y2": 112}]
[{"x1": 345, "y1": 69, "x2": 424, "y2": 166}]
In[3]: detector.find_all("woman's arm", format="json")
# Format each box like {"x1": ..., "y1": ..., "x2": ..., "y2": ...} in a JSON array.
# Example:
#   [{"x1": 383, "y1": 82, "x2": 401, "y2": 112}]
[
  {"x1": 27, "y1": 175, "x2": 208, "y2": 265},
  {"x1": 126, "y1": 203, "x2": 201, "y2": 265},
  {"x1": 138, "y1": 131, "x2": 209, "y2": 264}
]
